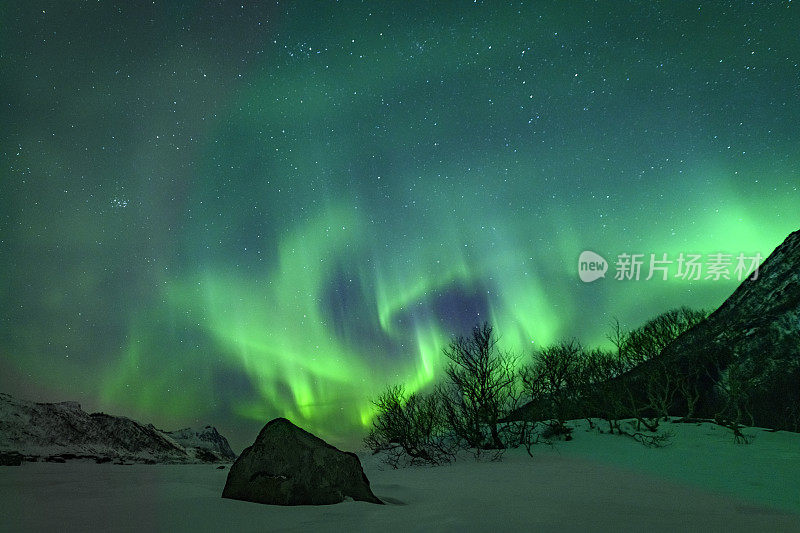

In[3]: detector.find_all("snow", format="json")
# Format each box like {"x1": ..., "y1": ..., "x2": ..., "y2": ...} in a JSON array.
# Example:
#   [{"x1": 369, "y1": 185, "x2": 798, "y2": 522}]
[
  {"x1": 547, "y1": 418, "x2": 800, "y2": 513},
  {"x1": 2, "y1": 419, "x2": 799, "y2": 532}
]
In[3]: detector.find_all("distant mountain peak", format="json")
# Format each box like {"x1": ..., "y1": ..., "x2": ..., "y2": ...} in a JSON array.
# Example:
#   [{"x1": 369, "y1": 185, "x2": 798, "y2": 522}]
[{"x1": 0, "y1": 393, "x2": 237, "y2": 464}]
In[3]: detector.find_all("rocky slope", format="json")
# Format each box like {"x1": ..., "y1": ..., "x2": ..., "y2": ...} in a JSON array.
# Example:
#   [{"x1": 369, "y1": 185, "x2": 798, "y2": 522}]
[
  {"x1": 0, "y1": 393, "x2": 236, "y2": 464},
  {"x1": 660, "y1": 228, "x2": 800, "y2": 428}
]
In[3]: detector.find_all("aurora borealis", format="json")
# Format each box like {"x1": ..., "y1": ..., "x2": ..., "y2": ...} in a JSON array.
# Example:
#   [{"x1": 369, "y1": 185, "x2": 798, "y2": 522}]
[{"x1": 1, "y1": 2, "x2": 799, "y2": 450}]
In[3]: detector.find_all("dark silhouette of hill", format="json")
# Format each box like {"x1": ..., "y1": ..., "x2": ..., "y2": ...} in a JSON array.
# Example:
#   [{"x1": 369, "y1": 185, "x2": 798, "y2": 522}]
[{"x1": 511, "y1": 229, "x2": 800, "y2": 431}]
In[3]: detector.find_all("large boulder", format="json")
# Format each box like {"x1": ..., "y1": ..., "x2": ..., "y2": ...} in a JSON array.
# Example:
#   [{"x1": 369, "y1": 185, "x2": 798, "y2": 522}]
[{"x1": 221, "y1": 418, "x2": 382, "y2": 506}]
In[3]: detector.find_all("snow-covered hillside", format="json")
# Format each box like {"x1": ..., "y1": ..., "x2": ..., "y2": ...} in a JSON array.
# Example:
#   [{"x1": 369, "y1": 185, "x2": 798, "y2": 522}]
[
  {"x1": 0, "y1": 392, "x2": 236, "y2": 463},
  {"x1": 163, "y1": 426, "x2": 237, "y2": 462}
]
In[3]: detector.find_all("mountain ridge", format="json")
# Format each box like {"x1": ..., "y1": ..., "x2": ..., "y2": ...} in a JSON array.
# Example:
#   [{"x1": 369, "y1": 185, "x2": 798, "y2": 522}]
[
  {"x1": 0, "y1": 392, "x2": 237, "y2": 464},
  {"x1": 660, "y1": 228, "x2": 800, "y2": 428}
]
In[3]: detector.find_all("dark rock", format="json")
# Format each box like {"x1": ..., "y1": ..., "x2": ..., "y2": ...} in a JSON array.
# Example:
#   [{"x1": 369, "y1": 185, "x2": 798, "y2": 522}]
[
  {"x1": 222, "y1": 418, "x2": 382, "y2": 506},
  {"x1": 216, "y1": 465, "x2": 226, "y2": 469},
  {"x1": 0, "y1": 451, "x2": 23, "y2": 466}
]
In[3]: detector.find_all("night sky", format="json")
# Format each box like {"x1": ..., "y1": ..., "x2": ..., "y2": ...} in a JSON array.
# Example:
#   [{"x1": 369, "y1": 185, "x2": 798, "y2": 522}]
[{"x1": 2, "y1": 1, "x2": 799, "y2": 450}]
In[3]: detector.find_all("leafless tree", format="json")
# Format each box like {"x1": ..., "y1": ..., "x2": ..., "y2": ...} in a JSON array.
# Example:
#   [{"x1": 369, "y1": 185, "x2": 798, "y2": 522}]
[
  {"x1": 364, "y1": 385, "x2": 455, "y2": 467},
  {"x1": 438, "y1": 322, "x2": 518, "y2": 450},
  {"x1": 606, "y1": 308, "x2": 707, "y2": 429},
  {"x1": 645, "y1": 357, "x2": 682, "y2": 421},
  {"x1": 623, "y1": 307, "x2": 707, "y2": 365},
  {"x1": 615, "y1": 378, "x2": 661, "y2": 432},
  {"x1": 581, "y1": 349, "x2": 626, "y2": 434},
  {"x1": 675, "y1": 362, "x2": 703, "y2": 422},
  {"x1": 713, "y1": 362, "x2": 755, "y2": 444},
  {"x1": 521, "y1": 339, "x2": 585, "y2": 437}
]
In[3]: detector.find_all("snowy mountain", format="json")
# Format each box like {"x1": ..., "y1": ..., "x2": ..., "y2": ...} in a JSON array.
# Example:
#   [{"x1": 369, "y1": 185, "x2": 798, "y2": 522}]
[
  {"x1": 0, "y1": 393, "x2": 236, "y2": 464},
  {"x1": 162, "y1": 426, "x2": 237, "y2": 463}
]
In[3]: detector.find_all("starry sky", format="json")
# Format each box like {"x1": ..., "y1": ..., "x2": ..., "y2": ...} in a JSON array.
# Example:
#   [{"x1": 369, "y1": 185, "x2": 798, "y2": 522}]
[{"x1": 1, "y1": 1, "x2": 799, "y2": 451}]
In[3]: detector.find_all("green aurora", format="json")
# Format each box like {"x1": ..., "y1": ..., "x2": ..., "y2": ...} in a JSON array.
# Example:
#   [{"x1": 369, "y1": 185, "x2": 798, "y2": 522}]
[{"x1": 1, "y1": 1, "x2": 799, "y2": 449}]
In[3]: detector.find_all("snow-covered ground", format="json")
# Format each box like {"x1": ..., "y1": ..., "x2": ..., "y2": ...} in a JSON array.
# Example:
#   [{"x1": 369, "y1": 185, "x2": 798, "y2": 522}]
[{"x1": 2, "y1": 419, "x2": 799, "y2": 532}]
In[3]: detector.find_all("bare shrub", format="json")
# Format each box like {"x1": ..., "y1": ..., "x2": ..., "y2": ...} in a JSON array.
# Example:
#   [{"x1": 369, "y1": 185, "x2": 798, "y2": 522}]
[{"x1": 364, "y1": 385, "x2": 455, "y2": 467}]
